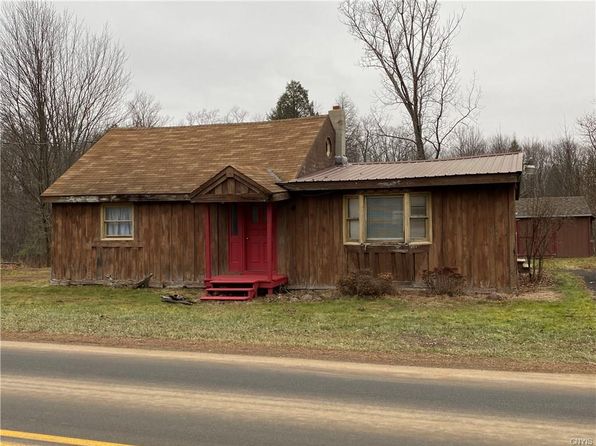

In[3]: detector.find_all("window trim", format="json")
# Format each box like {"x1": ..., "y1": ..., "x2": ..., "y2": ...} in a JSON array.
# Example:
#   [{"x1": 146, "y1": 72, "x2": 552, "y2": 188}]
[
  {"x1": 101, "y1": 203, "x2": 134, "y2": 240},
  {"x1": 343, "y1": 192, "x2": 432, "y2": 245}
]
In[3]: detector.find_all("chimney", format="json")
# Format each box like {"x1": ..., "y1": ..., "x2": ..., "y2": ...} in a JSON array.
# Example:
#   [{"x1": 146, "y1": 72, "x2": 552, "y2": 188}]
[{"x1": 328, "y1": 105, "x2": 347, "y2": 164}]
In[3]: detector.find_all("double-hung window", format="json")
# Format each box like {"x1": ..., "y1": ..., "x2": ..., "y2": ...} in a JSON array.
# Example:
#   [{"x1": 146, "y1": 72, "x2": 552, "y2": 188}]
[
  {"x1": 345, "y1": 196, "x2": 361, "y2": 242},
  {"x1": 409, "y1": 194, "x2": 430, "y2": 241},
  {"x1": 344, "y1": 193, "x2": 431, "y2": 244},
  {"x1": 102, "y1": 205, "x2": 134, "y2": 239}
]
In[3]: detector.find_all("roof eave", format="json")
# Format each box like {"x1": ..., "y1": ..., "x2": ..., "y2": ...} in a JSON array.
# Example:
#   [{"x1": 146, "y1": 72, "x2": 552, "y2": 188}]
[
  {"x1": 280, "y1": 172, "x2": 522, "y2": 192},
  {"x1": 42, "y1": 193, "x2": 191, "y2": 203},
  {"x1": 516, "y1": 213, "x2": 595, "y2": 219}
]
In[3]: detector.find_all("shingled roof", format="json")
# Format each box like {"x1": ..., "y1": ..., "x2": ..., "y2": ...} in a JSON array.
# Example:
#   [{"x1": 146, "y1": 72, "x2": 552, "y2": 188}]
[
  {"x1": 516, "y1": 196, "x2": 594, "y2": 218},
  {"x1": 42, "y1": 115, "x2": 328, "y2": 200}
]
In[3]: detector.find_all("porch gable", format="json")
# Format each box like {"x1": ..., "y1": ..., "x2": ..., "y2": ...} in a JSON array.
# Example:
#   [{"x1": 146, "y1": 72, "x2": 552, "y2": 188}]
[{"x1": 190, "y1": 166, "x2": 272, "y2": 203}]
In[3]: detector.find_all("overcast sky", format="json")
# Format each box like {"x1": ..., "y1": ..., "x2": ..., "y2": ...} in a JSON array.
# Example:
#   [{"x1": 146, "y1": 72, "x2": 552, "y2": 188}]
[{"x1": 59, "y1": 1, "x2": 595, "y2": 141}]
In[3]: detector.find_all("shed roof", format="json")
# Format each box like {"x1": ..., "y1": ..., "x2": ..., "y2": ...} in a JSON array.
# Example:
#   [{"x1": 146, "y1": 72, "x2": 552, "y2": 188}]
[
  {"x1": 42, "y1": 115, "x2": 328, "y2": 199},
  {"x1": 516, "y1": 196, "x2": 594, "y2": 218},
  {"x1": 283, "y1": 152, "x2": 523, "y2": 186}
]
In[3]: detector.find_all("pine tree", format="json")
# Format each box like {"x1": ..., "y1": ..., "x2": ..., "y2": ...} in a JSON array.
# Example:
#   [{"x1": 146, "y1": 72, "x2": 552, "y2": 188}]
[
  {"x1": 510, "y1": 137, "x2": 521, "y2": 152},
  {"x1": 268, "y1": 80, "x2": 316, "y2": 120}
]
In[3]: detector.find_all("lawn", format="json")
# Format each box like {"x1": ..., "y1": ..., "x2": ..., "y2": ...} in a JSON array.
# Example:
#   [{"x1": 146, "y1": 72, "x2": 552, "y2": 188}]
[{"x1": 1, "y1": 259, "x2": 595, "y2": 372}]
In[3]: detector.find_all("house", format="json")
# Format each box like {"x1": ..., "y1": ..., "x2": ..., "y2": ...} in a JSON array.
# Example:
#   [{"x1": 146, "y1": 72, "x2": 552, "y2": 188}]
[
  {"x1": 516, "y1": 196, "x2": 595, "y2": 258},
  {"x1": 42, "y1": 107, "x2": 523, "y2": 298}
]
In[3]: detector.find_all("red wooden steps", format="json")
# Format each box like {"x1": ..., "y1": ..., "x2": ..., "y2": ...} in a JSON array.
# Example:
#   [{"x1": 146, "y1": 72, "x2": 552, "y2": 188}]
[
  {"x1": 201, "y1": 274, "x2": 288, "y2": 301},
  {"x1": 201, "y1": 294, "x2": 254, "y2": 301},
  {"x1": 202, "y1": 279, "x2": 258, "y2": 301}
]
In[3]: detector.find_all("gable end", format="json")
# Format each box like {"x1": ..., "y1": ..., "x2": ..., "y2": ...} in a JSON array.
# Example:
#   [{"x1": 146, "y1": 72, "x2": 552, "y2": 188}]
[{"x1": 190, "y1": 166, "x2": 273, "y2": 202}]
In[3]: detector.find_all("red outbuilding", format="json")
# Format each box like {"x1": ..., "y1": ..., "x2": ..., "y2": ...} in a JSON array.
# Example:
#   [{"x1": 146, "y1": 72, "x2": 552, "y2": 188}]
[{"x1": 516, "y1": 196, "x2": 595, "y2": 258}]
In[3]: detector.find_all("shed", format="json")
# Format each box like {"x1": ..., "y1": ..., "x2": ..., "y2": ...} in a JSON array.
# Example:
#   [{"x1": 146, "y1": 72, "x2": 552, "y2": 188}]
[{"x1": 516, "y1": 196, "x2": 595, "y2": 258}]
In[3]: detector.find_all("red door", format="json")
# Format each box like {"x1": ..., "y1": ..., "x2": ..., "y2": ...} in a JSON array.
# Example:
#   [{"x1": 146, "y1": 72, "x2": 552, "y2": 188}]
[
  {"x1": 245, "y1": 205, "x2": 267, "y2": 272},
  {"x1": 228, "y1": 204, "x2": 244, "y2": 272},
  {"x1": 228, "y1": 204, "x2": 268, "y2": 273}
]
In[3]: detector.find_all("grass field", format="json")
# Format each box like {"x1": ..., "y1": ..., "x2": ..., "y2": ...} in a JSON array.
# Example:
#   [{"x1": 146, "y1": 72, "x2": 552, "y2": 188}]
[{"x1": 1, "y1": 258, "x2": 594, "y2": 371}]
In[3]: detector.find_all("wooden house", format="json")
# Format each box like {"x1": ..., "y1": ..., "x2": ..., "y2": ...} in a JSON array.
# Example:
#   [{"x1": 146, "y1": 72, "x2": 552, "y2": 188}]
[
  {"x1": 516, "y1": 196, "x2": 595, "y2": 258},
  {"x1": 42, "y1": 107, "x2": 523, "y2": 298}
]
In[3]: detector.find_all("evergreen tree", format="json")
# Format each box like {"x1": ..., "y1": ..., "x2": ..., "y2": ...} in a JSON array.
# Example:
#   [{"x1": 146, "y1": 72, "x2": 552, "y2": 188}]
[
  {"x1": 268, "y1": 80, "x2": 316, "y2": 120},
  {"x1": 509, "y1": 137, "x2": 521, "y2": 152}
]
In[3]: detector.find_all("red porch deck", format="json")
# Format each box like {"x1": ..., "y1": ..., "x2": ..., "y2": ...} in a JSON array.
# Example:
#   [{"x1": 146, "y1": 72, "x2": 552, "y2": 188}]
[{"x1": 202, "y1": 273, "x2": 288, "y2": 301}]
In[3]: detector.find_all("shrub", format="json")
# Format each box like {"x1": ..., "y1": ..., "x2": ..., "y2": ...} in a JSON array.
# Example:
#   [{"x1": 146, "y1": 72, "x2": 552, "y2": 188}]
[
  {"x1": 337, "y1": 269, "x2": 393, "y2": 298},
  {"x1": 422, "y1": 267, "x2": 466, "y2": 296}
]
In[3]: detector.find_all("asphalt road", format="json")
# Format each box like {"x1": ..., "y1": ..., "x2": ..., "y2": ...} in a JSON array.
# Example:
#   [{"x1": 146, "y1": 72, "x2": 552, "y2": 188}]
[{"x1": 1, "y1": 342, "x2": 594, "y2": 446}]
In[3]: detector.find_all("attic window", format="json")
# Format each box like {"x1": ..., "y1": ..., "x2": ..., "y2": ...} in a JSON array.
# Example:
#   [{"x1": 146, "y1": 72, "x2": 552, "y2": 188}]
[
  {"x1": 102, "y1": 204, "x2": 134, "y2": 239},
  {"x1": 325, "y1": 137, "x2": 333, "y2": 158}
]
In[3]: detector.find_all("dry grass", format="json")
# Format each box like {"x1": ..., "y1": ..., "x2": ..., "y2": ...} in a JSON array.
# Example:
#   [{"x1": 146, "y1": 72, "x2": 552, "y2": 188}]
[{"x1": 1, "y1": 263, "x2": 594, "y2": 369}]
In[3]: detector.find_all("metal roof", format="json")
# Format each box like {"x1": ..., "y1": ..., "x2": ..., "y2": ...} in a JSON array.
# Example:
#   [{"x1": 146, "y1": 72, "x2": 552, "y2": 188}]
[{"x1": 285, "y1": 152, "x2": 523, "y2": 184}]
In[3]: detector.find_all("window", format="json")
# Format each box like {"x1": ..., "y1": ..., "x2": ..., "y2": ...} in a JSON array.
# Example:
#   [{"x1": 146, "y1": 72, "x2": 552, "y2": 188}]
[
  {"x1": 102, "y1": 205, "x2": 133, "y2": 239},
  {"x1": 230, "y1": 204, "x2": 239, "y2": 236},
  {"x1": 325, "y1": 137, "x2": 333, "y2": 158},
  {"x1": 345, "y1": 196, "x2": 360, "y2": 242},
  {"x1": 367, "y1": 196, "x2": 403, "y2": 240},
  {"x1": 409, "y1": 194, "x2": 429, "y2": 241},
  {"x1": 344, "y1": 193, "x2": 431, "y2": 244}
]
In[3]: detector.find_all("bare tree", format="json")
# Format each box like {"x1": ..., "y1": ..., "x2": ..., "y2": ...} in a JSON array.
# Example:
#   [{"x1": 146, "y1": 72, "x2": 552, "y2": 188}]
[
  {"x1": 184, "y1": 107, "x2": 251, "y2": 125},
  {"x1": 578, "y1": 111, "x2": 596, "y2": 152},
  {"x1": 223, "y1": 106, "x2": 250, "y2": 124},
  {"x1": 0, "y1": 1, "x2": 129, "y2": 263},
  {"x1": 523, "y1": 210, "x2": 564, "y2": 285},
  {"x1": 336, "y1": 93, "x2": 416, "y2": 162},
  {"x1": 336, "y1": 93, "x2": 361, "y2": 162},
  {"x1": 521, "y1": 199, "x2": 562, "y2": 283},
  {"x1": 487, "y1": 132, "x2": 513, "y2": 153},
  {"x1": 340, "y1": 0, "x2": 479, "y2": 159},
  {"x1": 519, "y1": 139, "x2": 551, "y2": 198},
  {"x1": 549, "y1": 135, "x2": 584, "y2": 197},
  {"x1": 452, "y1": 126, "x2": 487, "y2": 157},
  {"x1": 126, "y1": 90, "x2": 168, "y2": 127},
  {"x1": 185, "y1": 109, "x2": 221, "y2": 125}
]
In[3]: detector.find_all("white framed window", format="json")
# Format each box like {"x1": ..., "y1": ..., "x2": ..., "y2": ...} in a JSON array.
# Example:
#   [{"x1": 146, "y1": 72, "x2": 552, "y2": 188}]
[
  {"x1": 102, "y1": 204, "x2": 134, "y2": 239},
  {"x1": 344, "y1": 193, "x2": 431, "y2": 244}
]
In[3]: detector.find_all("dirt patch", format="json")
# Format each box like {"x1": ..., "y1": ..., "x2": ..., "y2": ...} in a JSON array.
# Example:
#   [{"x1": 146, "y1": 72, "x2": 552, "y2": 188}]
[
  {"x1": 514, "y1": 289, "x2": 562, "y2": 301},
  {"x1": 264, "y1": 289, "x2": 340, "y2": 302},
  {"x1": 2, "y1": 331, "x2": 594, "y2": 375}
]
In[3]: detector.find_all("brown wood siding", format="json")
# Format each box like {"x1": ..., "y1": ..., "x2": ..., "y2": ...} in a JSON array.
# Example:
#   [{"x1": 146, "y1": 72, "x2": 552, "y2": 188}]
[
  {"x1": 276, "y1": 194, "x2": 346, "y2": 287},
  {"x1": 517, "y1": 216, "x2": 594, "y2": 258},
  {"x1": 52, "y1": 183, "x2": 517, "y2": 290},
  {"x1": 51, "y1": 202, "x2": 230, "y2": 287},
  {"x1": 277, "y1": 184, "x2": 517, "y2": 290}
]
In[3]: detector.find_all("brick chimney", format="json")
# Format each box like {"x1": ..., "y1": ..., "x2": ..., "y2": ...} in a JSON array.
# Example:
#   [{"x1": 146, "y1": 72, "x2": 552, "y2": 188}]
[{"x1": 328, "y1": 105, "x2": 346, "y2": 164}]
